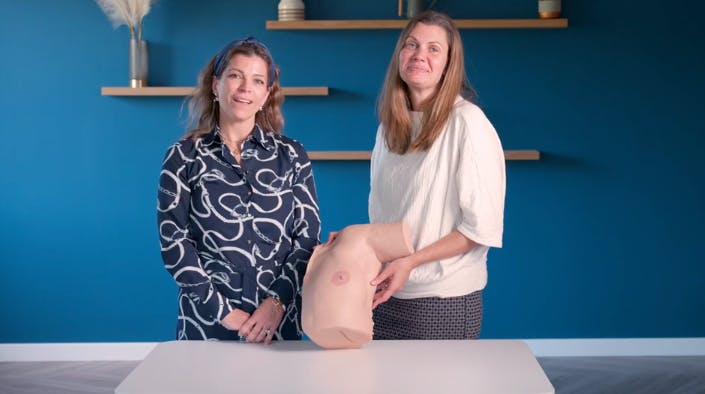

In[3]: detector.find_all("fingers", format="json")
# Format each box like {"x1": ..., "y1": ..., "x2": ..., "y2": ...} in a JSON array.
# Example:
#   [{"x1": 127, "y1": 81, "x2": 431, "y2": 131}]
[
  {"x1": 372, "y1": 287, "x2": 394, "y2": 309},
  {"x1": 370, "y1": 267, "x2": 391, "y2": 286},
  {"x1": 264, "y1": 327, "x2": 275, "y2": 345},
  {"x1": 241, "y1": 320, "x2": 272, "y2": 343},
  {"x1": 238, "y1": 303, "x2": 283, "y2": 344},
  {"x1": 222, "y1": 309, "x2": 250, "y2": 331},
  {"x1": 370, "y1": 267, "x2": 394, "y2": 309},
  {"x1": 252, "y1": 325, "x2": 269, "y2": 343},
  {"x1": 247, "y1": 321, "x2": 263, "y2": 342},
  {"x1": 371, "y1": 278, "x2": 393, "y2": 309},
  {"x1": 372, "y1": 270, "x2": 406, "y2": 308},
  {"x1": 237, "y1": 317, "x2": 256, "y2": 339}
]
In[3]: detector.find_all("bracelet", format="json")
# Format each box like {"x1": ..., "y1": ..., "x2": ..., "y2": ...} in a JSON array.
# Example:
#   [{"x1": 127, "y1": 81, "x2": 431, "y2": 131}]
[{"x1": 270, "y1": 296, "x2": 286, "y2": 311}]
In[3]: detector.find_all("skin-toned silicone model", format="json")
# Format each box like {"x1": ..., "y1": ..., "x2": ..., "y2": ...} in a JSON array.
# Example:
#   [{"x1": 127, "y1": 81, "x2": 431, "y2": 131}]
[{"x1": 302, "y1": 222, "x2": 414, "y2": 349}]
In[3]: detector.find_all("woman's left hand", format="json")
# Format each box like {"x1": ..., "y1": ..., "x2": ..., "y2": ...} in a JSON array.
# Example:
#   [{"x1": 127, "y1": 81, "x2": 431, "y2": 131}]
[
  {"x1": 238, "y1": 297, "x2": 286, "y2": 344},
  {"x1": 370, "y1": 256, "x2": 415, "y2": 309}
]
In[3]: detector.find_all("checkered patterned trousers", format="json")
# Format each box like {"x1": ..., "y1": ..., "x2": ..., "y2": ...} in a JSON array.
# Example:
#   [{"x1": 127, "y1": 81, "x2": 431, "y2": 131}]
[{"x1": 373, "y1": 291, "x2": 483, "y2": 340}]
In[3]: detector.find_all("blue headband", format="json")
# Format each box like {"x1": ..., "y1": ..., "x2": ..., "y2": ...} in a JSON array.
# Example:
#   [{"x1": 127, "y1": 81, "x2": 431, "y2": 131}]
[{"x1": 213, "y1": 37, "x2": 276, "y2": 87}]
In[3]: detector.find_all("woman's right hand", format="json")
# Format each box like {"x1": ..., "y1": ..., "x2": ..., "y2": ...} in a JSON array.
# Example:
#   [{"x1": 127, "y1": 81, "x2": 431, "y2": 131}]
[
  {"x1": 221, "y1": 309, "x2": 251, "y2": 331},
  {"x1": 370, "y1": 256, "x2": 416, "y2": 309}
]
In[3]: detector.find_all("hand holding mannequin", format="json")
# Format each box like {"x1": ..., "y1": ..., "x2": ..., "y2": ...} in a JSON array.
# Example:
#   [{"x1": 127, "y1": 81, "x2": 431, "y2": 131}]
[
  {"x1": 369, "y1": 256, "x2": 415, "y2": 309},
  {"x1": 302, "y1": 222, "x2": 414, "y2": 349}
]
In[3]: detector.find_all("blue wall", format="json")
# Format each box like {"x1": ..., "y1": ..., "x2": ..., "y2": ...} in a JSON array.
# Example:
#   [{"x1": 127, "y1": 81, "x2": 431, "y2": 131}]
[{"x1": 1, "y1": 0, "x2": 703, "y2": 343}]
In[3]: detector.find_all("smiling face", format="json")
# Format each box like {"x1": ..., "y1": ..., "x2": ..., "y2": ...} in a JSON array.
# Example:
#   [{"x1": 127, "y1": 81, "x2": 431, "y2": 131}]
[
  {"x1": 398, "y1": 22, "x2": 449, "y2": 109},
  {"x1": 212, "y1": 54, "x2": 270, "y2": 126}
]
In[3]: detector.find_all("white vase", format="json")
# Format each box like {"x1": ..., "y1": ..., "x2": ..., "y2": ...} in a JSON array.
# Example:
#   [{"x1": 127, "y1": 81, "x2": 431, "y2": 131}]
[
  {"x1": 278, "y1": 0, "x2": 305, "y2": 21},
  {"x1": 538, "y1": 0, "x2": 561, "y2": 19}
]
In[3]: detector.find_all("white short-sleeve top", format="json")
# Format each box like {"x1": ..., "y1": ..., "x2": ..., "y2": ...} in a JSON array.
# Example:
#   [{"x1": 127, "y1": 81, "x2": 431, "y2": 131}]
[{"x1": 369, "y1": 97, "x2": 506, "y2": 298}]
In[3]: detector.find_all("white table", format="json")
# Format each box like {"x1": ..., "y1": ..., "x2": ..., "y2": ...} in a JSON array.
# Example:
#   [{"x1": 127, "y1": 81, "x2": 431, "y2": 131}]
[{"x1": 116, "y1": 340, "x2": 554, "y2": 394}]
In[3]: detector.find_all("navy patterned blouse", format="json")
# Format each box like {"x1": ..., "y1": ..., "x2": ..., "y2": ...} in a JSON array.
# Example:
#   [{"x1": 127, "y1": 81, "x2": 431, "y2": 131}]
[{"x1": 157, "y1": 126, "x2": 321, "y2": 340}]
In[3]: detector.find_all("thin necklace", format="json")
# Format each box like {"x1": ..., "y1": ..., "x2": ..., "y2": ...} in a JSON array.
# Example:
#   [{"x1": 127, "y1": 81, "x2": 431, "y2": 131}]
[{"x1": 221, "y1": 134, "x2": 247, "y2": 150}]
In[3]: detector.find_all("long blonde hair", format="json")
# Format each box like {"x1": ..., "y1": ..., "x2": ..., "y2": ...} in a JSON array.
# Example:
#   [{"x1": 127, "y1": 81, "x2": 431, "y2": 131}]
[
  {"x1": 184, "y1": 38, "x2": 285, "y2": 140},
  {"x1": 377, "y1": 11, "x2": 476, "y2": 154}
]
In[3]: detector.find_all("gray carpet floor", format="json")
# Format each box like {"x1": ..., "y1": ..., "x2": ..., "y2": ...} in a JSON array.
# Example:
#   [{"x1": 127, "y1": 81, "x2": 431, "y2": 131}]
[{"x1": 0, "y1": 356, "x2": 704, "y2": 393}]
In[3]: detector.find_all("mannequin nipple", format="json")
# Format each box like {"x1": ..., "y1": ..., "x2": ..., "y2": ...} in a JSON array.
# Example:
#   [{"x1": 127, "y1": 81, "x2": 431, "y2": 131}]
[{"x1": 331, "y1": 270, "x2": 350, "y2": 285}]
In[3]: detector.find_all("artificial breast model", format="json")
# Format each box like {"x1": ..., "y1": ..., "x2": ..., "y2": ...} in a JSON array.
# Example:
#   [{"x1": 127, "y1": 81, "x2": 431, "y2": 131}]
[{"x1": 302, "y1": 222, "x2": 414, "y2": 349}]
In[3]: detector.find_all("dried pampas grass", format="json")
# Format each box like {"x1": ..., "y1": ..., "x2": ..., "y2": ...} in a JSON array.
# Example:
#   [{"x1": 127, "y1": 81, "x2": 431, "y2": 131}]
[{"x1": 95, "y1": 0, "x2": 155, "y2": 40}]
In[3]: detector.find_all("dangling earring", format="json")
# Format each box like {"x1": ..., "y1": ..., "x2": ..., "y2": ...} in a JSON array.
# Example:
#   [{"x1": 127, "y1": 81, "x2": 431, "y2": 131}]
[
  {"x1": 258, "y1": 106, "x2": 263, "y2": 112},
  {"x1": 213, "y1": 96, "x2": 219, "y2": 103}
]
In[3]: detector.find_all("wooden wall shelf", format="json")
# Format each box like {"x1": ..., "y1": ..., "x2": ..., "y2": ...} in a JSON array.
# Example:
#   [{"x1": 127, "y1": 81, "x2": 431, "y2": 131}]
[
  {"x1": 266, "y1": 19, "x2": 568, "y2": 30},
  {"x1": 308, "y1": 150, "x2": 540, "y2": 161},
  {"x1": 101, "y1": 86, "x2": 329, "y2": 96}
]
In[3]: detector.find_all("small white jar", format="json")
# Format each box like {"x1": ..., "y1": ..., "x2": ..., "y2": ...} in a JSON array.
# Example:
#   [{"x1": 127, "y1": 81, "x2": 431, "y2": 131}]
[
  {"x1": 538, "y1": 0, "x2": 561, "y2": 19},
  {"x1": 278, "y1": 0, "x2": 305, "y2": 21}
]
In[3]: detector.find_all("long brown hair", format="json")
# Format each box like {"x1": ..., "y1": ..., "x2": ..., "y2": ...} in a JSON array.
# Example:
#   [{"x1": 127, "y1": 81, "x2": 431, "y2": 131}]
[
  {"x1": 377, "y1": 11, "x2": 476, "y2": 154},
  {"x1": 184, "y1": 38, "x2": 285, "y2": 140}
]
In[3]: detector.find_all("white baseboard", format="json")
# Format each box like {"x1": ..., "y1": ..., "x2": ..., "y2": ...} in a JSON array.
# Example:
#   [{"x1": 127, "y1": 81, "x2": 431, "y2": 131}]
[
  {"x1": 1, "y1": 338, "x2": 703, "y2": 361},
  {"x1": 524, "y1": 338, "x2": 705, "y2": 357},
  {"x1": 0, "y1": 342, "x2": 158, "y2": 362}
]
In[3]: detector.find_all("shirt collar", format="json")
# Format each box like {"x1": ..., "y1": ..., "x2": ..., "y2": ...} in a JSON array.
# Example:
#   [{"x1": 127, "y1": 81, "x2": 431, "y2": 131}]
[
  {"x1": 251, "y1": 124, "x2": 276, "y2": 151},
  {"x1": 210, "y1": 124, "x2": 275, "y2": 151}
]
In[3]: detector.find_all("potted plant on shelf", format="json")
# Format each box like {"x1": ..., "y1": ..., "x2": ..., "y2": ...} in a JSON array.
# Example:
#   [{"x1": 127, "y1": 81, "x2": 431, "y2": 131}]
[{"x1": 95, "y1": 0, "x2": 156, "y2": 88}]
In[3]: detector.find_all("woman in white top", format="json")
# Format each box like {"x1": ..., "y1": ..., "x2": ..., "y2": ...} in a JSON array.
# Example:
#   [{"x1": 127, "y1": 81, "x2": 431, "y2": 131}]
[{"x1": 369, "y1": 11, "x2": 506, "y2": 339}]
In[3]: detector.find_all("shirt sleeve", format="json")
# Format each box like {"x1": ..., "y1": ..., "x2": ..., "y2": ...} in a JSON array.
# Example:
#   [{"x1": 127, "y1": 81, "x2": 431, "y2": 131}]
[
  {"x1": 157, "y1": 142, "x2": 234, "y2": 322},
  {"x1": 368, "y1": 125, "x2": 384, "y2": 222},
  {"x1": 266, "y1": 148, "x2": 321, "y2": 307},
  {"x1": 455, "y1": 107, "x2": 506, "y2": 248}
]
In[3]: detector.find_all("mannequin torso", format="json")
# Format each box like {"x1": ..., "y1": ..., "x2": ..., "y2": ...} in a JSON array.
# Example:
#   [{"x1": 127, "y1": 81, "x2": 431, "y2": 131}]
[{"x1": 302, "y1": 222, "x2": 414, "y2": 349}]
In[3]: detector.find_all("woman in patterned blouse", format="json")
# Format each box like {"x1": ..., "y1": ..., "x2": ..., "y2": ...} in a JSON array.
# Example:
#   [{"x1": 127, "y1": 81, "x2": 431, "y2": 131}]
[{"x1": 157, "y1": 37, "x2": 321, "y2": 343}]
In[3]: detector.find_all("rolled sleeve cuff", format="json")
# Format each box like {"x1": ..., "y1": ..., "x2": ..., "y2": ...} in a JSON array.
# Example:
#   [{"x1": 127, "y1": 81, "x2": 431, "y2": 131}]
[{"x1": 457, "y1": 222, "x2": 503, "y2": 248}]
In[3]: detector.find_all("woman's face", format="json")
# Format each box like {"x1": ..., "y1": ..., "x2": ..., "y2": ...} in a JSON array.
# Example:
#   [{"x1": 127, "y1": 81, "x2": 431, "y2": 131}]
[
  {"x1": 213, "y1": 54, "x2": 270, "y2": 125},
  {"x1": 398, "y1": 23, "x2": 449, "y2": 103}
]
